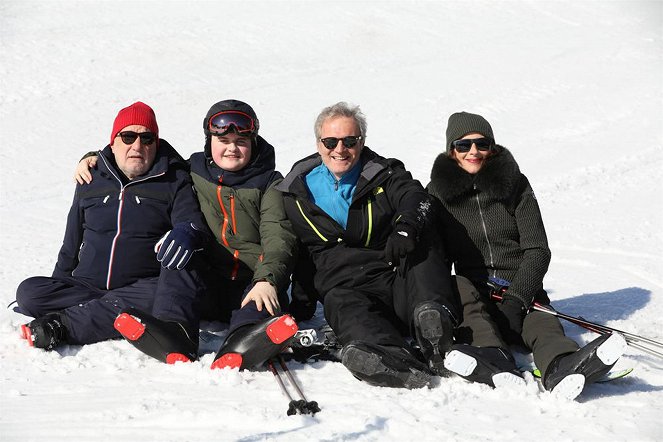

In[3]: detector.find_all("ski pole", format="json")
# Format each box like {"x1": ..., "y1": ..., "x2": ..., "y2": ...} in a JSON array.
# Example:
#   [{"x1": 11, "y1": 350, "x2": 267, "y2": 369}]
[
  {"x1": 267, "y1": 358, "x2": 319, "y2": 416},
  {"x1": 278, "y1": 356, "x2": 320, "y2": 415},
  {"x1": 533, "y1": 302, "x2": 663, "y2": 359},
  {"x1": 490, "y1": 292, "x2": 663, "y2": 359}
]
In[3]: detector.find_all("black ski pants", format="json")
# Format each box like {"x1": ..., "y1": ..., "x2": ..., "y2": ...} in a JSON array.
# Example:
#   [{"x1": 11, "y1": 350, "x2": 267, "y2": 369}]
[
  {"x1": 16, "y1": 266, "x2": 203, "y2": 345},
  {"x1": 322, "y1": 240, "x2": 461, "y2": 348}
]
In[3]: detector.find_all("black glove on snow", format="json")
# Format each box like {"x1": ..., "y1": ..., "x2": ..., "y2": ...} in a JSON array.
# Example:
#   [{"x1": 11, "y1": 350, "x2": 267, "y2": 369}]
[
  {"x1": 384, "y1": 223, "x2": 417, "y2": 266},
  {"x1": 496, "y1": 297, "x2": 527, "y2": 335}
]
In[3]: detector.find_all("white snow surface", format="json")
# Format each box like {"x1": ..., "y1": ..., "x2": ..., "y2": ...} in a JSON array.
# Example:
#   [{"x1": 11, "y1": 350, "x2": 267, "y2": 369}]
[{"x1": 1, "y1": 1, "x2": 662, "y2": 441}]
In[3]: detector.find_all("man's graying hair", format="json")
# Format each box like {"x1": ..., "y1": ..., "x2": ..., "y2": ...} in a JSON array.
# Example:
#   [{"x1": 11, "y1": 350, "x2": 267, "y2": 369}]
[{"x1": 314, "y1": 102, "x2": 367, "y2": 140}]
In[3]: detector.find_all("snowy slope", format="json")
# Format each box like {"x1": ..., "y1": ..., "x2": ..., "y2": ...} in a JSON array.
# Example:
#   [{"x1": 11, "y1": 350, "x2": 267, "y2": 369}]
[{"x1": 1, "y1": 0, "x2": 662, "y2": 441}]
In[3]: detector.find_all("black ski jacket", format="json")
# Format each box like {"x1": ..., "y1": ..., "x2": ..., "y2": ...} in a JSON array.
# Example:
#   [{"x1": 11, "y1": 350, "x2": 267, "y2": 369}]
[
  {"x1": 53, "y1": 140, "x2": 206, "y2": 290},
  {"x1": 276, "y1": 147, "x2": 432, "y2": 298},
  {"x1": 426, "y1": 147, "x2": 551, "y2": 308}
]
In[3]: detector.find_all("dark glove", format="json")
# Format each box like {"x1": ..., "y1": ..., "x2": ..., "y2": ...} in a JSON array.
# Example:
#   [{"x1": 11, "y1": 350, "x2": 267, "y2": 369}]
[
  {"x1": 496, "y1": 297, "x2": 527, "y2": 335},
  {"x1": 155, "y1": 222, "x2": 205, "y2": 270},
  {"x1": 384, "y1": 223, "x2": 417, "y2": 266}
]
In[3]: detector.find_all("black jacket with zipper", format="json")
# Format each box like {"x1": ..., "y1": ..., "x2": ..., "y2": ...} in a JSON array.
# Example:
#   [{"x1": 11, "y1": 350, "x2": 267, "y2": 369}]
[
  {"x1": 54, "y1": 140, "x2": 206, "y2": 290},
  {"x1": 426, "y1": 147, "x2": 551, "y2": 308},
  {"x1": 276, "y1": 147, "x2": 433, "y2": 299}
]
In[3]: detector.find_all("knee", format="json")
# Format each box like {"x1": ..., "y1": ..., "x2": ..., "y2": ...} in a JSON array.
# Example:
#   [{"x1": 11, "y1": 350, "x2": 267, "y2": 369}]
[
  {"x1": 453, "y1": 276, "x2": 481, "y2": 306},
  {"x1": 15, "y1": 277, "x2": 46, "y2": 317}
]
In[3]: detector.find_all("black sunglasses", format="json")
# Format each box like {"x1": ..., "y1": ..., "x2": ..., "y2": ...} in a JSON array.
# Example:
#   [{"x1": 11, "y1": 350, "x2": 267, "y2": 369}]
[
  {"x1": 319, "y1": 136, "x2": 363, "y2": 150},
  {"x1": 116, "y1": 131, "x2": 156, "y2": 145},
  {"x1": 452, "y1": 138, "x2": 493, "y2": 153}
]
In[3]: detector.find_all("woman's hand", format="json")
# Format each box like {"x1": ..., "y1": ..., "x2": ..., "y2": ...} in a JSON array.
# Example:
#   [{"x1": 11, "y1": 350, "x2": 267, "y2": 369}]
[
  {"x1": 241, "y1": 281, "x2": 280, "y2": 316},
  {"x1": 75, "y1": 156, "x2": 98, "y2": 184}
]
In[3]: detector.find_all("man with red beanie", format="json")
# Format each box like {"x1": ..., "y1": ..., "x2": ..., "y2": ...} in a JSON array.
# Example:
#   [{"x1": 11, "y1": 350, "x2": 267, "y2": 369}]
[{"x1": 15, "y1": 102, "x2": 210, "y2": 364}]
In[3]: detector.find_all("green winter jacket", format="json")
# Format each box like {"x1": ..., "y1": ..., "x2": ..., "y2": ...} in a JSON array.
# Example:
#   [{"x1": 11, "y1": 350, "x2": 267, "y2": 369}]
[{"x1": 188, "y1": 138, "x2": 296, "y2": 292}]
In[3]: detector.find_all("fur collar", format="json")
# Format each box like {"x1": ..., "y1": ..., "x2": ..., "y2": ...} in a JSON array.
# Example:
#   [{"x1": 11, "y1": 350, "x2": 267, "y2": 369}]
[{"x1": 428, "y1": 146, "x2": 522, "y2": 202}]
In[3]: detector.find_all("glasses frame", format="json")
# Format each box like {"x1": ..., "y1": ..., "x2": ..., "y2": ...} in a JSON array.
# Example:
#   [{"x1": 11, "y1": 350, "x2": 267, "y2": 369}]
[
  {"x1": 319, "y1": 135, "x2": 363, "y2": 150},
  {"x1": 452, "y1": 138, "x2": 494, "y2": 153},
  {"x1": 116, "y1": 131, "x2": 157, "y2": 146}
]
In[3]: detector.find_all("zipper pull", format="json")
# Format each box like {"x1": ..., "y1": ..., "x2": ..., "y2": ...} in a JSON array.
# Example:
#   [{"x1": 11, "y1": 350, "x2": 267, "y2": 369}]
[
  {"x1": 103, "y1": 195, "x2": 110, "y2": 204},
  {"x1": 135, "y1": 196, "x2": 141, "y2": 204}
]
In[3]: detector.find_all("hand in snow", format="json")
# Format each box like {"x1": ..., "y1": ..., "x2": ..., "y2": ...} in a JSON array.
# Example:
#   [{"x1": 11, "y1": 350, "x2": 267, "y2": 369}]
[
  {"x1": 242, "y1": 281, "x2": 280, "y2": 316},
  {"x1": 75, "y1": 155, "x2": 98, "y2": 185}
]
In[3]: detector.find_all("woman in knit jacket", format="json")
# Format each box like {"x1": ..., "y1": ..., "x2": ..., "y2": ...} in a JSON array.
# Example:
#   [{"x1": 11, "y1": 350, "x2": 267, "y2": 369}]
[{"x1": 427, "y1": 112, "x2": 627, "y2": 400}]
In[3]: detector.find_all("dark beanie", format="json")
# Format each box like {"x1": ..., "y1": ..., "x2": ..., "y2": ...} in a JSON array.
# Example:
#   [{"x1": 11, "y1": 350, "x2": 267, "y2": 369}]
[{"x1": 445, "y1": 112, "x2": 494, "y2": 153}]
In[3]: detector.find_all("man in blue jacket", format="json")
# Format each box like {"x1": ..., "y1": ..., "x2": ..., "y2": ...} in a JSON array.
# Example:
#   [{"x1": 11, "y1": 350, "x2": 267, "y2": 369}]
[
  {"x1": 15, "y1": 102, "x2": 208, "y2": 363},
  {"x1": 278, "y1": 102, "x2": 463, "y2": 389}
]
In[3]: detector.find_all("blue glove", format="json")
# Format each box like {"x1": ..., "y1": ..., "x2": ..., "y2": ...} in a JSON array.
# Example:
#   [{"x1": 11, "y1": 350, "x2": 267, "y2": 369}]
[
  {"x1": 155, "y1": 222, "x2": 204, "y2": 270},
  {"x1": 384, "y1": 223, "x2": 417, "y2": 266}
]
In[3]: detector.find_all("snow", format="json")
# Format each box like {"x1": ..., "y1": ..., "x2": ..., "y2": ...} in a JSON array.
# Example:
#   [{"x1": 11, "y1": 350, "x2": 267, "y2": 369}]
[{"x1": 1, "y1": 0, "x2": 662, "y2": 440}]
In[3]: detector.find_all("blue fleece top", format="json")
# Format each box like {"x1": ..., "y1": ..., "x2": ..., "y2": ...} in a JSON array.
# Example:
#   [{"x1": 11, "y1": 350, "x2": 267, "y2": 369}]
[{"x1": 305, "y1": 162, "x2": 361, "y2": 229}]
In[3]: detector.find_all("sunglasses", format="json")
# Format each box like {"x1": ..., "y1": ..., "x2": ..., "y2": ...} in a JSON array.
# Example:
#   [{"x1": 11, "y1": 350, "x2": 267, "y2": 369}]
[
  {"x1": 116, "y1": 131, "x2": 156, "y2": 145},
  {"x1": 319, "y1": 136, "x2": 363, "y2": 150},
  {"x1": 209, "y1": 110, "x2": 258, "y2": 136},
  {"x1": 452, "y1": 138, "x2": 494, "y2": 153}
]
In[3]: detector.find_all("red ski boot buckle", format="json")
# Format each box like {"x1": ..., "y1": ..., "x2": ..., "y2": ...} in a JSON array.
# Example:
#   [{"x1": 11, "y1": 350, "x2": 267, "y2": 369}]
[
  {"x1": 114, "y1": 313, "x2": 146, "y2": 341},
  {"x1": 266, "y1": 315, "x2": 298, "y2": 344}
]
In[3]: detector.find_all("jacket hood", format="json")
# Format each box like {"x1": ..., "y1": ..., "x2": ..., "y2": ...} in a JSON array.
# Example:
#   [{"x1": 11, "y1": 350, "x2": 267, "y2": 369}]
[
  {"x1": 190, "y1": 135, "x2": 281, "y2": 191},
  {"x1": 428, "y1": 146, "x2": 522, "y2": 202}
]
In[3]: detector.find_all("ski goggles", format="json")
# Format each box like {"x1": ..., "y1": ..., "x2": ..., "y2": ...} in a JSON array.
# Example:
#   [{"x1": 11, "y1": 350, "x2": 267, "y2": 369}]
[
  {"x1": 208, "y1": 111, "x2": 258, "y2": 136},
  {"x1": 451, "y1": 137, "x2": 494, "y2": 153},
  {"x1": 319, "y1": 136, "x2": 363, "y2": 150},
  {"x1": 115, "y1": 131, "x2": 156, "y2": 145}
]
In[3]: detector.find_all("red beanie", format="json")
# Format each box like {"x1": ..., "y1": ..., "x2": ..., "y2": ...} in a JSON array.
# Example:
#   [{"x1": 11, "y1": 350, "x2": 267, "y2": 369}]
[{"x1": 110, "y1": 102, "x2": 159, "y2": 145}]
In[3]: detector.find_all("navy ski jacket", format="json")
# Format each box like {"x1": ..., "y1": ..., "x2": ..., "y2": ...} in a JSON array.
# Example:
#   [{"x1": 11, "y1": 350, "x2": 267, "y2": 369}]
[{"x1": 53, "y1": 140, "x2": 206, "y2": 290}]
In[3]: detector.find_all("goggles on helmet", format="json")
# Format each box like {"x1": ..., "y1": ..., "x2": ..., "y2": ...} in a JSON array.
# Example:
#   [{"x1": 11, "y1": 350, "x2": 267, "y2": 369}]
[{"x1": 208, "y1": 110, "x2": 258, "y2": 136}]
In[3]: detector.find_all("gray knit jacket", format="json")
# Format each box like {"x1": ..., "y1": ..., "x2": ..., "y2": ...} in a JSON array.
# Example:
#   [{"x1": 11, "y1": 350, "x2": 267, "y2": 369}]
[{"x1": 426, "y1": 147, "x2": 551, "y2": 308}]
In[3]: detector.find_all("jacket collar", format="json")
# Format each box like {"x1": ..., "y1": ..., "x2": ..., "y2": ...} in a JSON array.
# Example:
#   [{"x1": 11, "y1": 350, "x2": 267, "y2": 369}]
[
  {"x1": 428, "y1": 146, "x2": 521, "y2": 202},
  {"x1": 99, "y1": 139, "x2": 185, "y2": 184},
  {"x1": 277, "y1": 146, "x2": 385, "y2": 194},
  {"x1": 189, "y1": 135, "x2": 281, "y2": 191}
]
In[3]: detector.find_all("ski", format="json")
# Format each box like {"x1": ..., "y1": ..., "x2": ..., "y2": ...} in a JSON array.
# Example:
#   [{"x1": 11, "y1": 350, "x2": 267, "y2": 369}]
[{"x1": 518, "y1": 361, "x2": 633, "y2": 383}]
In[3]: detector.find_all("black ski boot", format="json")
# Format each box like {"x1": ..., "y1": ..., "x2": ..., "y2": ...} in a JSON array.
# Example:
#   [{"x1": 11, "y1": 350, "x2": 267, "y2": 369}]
[
  {"x1": 341, "y1": 341, "x2": 432, "y2": 389},
  {"x1": 543, "y1": 332, "x2": 627, "y2": 400},
  {"x1": 21, "y1": 312, "x2": 68, "y2": 351},
  {"x1": 443, "y1": 344, "x2": 526, "y2": 388},
  {"x1": 211, "y1": 315, "x2": 298, "y2": 371},
  {"x1": 413, "y1": 301, "x2": 454, "y2": 375},
  {"x1": 114, "y1": 308, "x2": 198, "y2": 364}
]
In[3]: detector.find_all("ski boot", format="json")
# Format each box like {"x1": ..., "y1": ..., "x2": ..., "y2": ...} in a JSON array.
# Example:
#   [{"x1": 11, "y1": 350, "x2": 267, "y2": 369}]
[
  {"x1": 413, "y1": 301, "x2": 454, "y2": 376},
  {"x1": 444, "y1": 344, "x2": 526, "y2": 388},
  {"x1": 341, "y1": 341, "x2": 432, "y2": 389},
  {"x1": 114, "y1": 308, "x2": 198, "y2": 364},
  {"x1": 543, "y1": 332, "x2": 627, "y2": 400},
  {"x1": 211, "y1": 314, "x2": 298, "y2": 370},
  {"x1": 21, "y1": 312, "x2": 68, "y2": 351}
]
